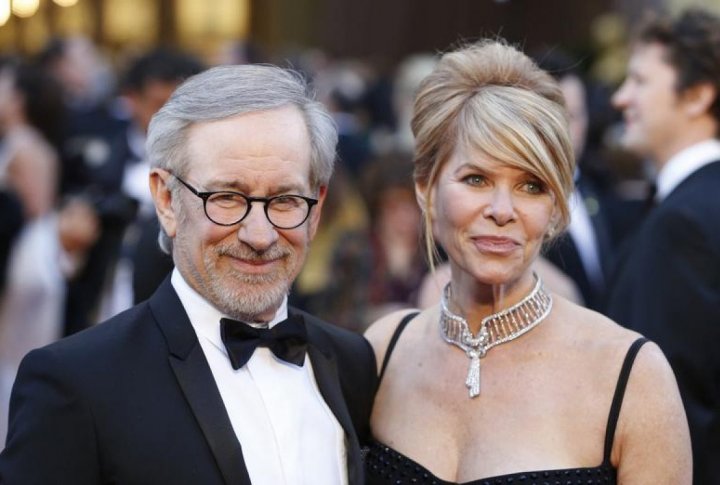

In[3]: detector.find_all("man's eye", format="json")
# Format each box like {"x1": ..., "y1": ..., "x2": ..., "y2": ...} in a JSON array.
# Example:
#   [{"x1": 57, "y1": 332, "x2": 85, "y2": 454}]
[
  {"x1": 271, "y1": 196, "x2": 303, "y2": 211},
  {"x1": 210, "y1": 193, "x2": 245, "y2": 207}
]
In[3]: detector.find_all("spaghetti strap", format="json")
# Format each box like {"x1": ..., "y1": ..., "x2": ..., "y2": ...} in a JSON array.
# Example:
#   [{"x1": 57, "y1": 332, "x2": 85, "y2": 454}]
[
  {"x1": 377, "y1": 311, "x2": 419, "y2": 385},
  {"x1": 602, "y1": 337, "x2": 649, "y2": 463}
]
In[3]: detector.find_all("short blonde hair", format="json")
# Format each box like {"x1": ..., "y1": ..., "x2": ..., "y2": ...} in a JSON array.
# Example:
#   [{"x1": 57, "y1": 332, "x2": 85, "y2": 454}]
[{"x1": 411, "y1": 39, "x2": 575, "y2": 266}]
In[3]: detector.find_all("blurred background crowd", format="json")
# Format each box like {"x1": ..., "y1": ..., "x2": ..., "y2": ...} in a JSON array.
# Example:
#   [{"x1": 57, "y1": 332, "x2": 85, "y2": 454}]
[{"x1": 0, "y1": 0, "x2": 715, "y2": 444}]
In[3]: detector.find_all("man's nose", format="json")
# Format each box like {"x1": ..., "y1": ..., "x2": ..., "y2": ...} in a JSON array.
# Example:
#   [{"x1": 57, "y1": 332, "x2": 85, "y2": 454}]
[
  {"x1": 611, "y1": 81, "x2": 630, "y2": 110},
  {"x1": 236, "y1": 202, "x2": 279, "y2": 250}
]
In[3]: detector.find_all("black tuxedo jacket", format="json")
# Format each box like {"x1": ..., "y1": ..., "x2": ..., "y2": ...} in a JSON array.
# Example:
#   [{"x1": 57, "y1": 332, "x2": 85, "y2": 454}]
[
  {"x1": 0, "y1": 278, "x2": 378, "y2": 485},
  {"x1": 605, "y1": 161, "x2": 720, "y2": 485}
]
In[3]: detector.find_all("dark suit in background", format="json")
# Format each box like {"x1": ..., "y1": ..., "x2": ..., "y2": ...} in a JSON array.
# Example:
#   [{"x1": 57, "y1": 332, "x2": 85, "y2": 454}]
[
  {"x1": 0, "y1": 278, "x2": 376, "y2": 484},
  {"x1": 544, "y1": 172, "x2": 614, "y2": 310},
  {"x1": 0, "y1": 190, "x2": 23, "y2": 294},
  {"x1": 606, "y1": 161, "x2": 720, "y2": 483}
]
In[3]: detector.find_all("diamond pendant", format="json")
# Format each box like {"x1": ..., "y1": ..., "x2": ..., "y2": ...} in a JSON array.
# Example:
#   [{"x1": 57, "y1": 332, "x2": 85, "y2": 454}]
[
  {"x1": 465, "y1": 352, "x2": 481, "y2": 397},
  {"x1": 463, "y1": 326, "x2": 488, "y2": 398},
  {"x1": 439, "y1": 273, "x2": 552, "y2": 400}
]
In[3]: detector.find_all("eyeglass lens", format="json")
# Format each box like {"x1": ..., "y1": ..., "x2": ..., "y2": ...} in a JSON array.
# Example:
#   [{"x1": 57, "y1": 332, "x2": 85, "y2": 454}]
[{"x1": 205, "y1": 192, "x2": 311, "y2": 228}]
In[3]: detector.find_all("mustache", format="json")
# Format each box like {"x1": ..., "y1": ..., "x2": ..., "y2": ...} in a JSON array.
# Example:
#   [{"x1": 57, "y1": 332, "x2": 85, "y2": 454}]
[{"x1": 215, "y1": 243, "x2": 290, "y2": 262}]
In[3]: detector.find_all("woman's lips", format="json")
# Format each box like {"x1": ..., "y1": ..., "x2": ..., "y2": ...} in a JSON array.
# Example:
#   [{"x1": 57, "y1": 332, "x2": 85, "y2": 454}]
[{"x1": 472, "y1": 236, "x2": 521, "y2": 254}]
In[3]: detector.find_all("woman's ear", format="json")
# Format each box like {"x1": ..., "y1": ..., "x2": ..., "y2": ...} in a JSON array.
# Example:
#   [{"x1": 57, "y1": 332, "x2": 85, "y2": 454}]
[
  {"x1": 546, "y1": 210, "x2": 562, "y2": 240},
  {"x1": 149, "y1": 169, "x2": 178, "y2": 240},
  {"x1": 415, "y1": 182, "x2": 431, "y2": 216}
]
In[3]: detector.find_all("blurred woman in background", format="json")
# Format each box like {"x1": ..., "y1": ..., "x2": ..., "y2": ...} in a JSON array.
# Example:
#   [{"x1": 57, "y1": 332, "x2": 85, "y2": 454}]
[{"x1": 0, "y1": 60, "x2": 97, "y2": 445}]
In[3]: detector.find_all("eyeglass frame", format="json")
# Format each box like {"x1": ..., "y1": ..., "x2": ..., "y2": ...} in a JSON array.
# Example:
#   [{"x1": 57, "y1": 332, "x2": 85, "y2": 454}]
[{"x1": 169, "y1": 173, "x2": 319, "y2": 229}]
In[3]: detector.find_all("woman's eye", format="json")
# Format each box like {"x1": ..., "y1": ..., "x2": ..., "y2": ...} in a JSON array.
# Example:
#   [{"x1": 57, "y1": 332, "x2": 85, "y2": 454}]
[
  {"x1": 462, "y1": 174, "x2": 486, "y2": 186},
  {"x1": 523, "y1": 180, "x2": 546, "y2": 194}
]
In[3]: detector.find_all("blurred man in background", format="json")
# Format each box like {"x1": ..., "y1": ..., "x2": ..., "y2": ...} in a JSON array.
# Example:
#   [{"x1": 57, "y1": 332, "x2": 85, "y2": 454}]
[{"x1": 606, "y1": 9, "x2": 720, "y2": 483}]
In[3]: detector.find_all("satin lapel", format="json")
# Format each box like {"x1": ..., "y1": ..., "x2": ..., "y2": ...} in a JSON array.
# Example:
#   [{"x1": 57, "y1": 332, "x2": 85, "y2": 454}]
[
  {"x1": 149, "y1": 278, "x2": 251, "y2": 485},
  {"x1": 302, "y1": 318, "x2": 363, "y2": 485}
]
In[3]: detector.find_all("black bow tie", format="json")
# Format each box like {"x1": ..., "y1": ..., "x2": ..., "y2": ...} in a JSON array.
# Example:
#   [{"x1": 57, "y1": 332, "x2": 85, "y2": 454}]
[{"x1": 220, "y1": 315, "x2": 308, "y2": 369}]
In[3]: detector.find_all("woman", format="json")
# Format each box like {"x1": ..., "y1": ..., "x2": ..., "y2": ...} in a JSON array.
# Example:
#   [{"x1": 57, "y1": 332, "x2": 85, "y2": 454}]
[
  {"x1": 0, "y1": 60, "x2": 97, "y2": 444},
  {"x1": 364, "y1": 40, "x2": 691, "y2": 484}
]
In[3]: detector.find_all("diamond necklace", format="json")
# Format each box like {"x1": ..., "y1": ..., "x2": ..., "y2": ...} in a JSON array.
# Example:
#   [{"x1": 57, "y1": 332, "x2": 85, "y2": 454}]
[{"x1": 439, "y1": 273, "x2": 552, "y2": 398}]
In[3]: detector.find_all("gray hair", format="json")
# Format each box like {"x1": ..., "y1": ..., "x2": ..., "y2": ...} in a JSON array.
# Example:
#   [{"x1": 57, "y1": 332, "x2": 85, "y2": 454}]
[{"x1": 147, "y1": 64, "x2": 338, "y2": 254}]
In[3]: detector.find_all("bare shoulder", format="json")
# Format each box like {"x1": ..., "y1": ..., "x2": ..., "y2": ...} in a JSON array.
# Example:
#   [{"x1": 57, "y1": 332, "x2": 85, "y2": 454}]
[
  {"x1": 364, "y1": 307, "x2": 424, "y2": 375},
  {"x1": 614, "y1": 340, "x2": 691, "y2": 482},
  {"x1": 618, "y1": 336, "x2": 685, "y2": 423},
  {"x1": 550, "y1": 296, "x2": 691, "y2": 481},
  {"x1": 551, "y1": 294, "x2": 681, "y2": 401},
  {"x1": 9, "y1": 129, "x2": 56, "y2": 162},
  {"x1": 551, "y1": 298, "x2": 691, "y2": 481},
  {"x1": 550, "y1": 295, "x2": 641, "y2": 344},
  {"x1": 550, "y1": 296, "x2": 652, "y2": 375}
]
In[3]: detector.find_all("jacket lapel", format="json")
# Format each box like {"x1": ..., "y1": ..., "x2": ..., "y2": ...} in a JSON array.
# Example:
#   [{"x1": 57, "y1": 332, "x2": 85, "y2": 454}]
[
  {"x1": 149, "y1": 278, "x2": 251, "y2": 485},
  {"x1": 298, "y1": 311, "x2": 364, "y2": 485}
]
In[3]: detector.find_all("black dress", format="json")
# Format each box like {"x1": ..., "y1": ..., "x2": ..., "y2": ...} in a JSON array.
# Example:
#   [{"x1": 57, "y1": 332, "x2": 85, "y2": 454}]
[{"x1": 364, "y1": 312, "x2": 648, "y2": 485}]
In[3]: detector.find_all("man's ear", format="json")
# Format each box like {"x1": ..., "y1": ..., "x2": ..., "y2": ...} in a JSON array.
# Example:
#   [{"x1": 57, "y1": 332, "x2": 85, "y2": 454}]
[
  {"x1": 682, "y1": 82, "x2": 717, "y2": 118},
  {"x1": 149, "y1": 169, "x2": 178, "y2": 239},
  {"x1": 307, "y1": 185, "x2": 328, "y2": 239}
]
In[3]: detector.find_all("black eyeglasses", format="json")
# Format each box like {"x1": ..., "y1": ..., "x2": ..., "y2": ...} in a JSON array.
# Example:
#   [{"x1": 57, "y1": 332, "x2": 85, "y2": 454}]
[{"x1": 171, "y1": 174, "x2": 318, "y2": 229}]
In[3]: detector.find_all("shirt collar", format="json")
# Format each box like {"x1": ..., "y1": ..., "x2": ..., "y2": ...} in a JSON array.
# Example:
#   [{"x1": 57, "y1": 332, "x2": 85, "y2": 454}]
[
  {"x1": 657, "y1": 139, "x2": 720, "y2": 201},
  {"x1": 171, "y1": 268, "x2": 289, "y2": 353}
]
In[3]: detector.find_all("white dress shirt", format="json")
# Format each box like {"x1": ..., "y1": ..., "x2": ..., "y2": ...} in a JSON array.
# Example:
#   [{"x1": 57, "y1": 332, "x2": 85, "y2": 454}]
[
  {"x1": 171, "y1": 269, "x2": 347, "y2": 485},
  {"x1": 567, "y1": 186, "x2": 604, "y2": 291},
  {"x1": 656, "y1": 139, "x2": 720, "y2": 202}
]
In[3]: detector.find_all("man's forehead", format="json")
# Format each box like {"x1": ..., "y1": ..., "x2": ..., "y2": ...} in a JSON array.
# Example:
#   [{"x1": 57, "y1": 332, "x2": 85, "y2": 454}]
[{"x1": 631, "y1": 42, "x2": 673, "y2": 68}]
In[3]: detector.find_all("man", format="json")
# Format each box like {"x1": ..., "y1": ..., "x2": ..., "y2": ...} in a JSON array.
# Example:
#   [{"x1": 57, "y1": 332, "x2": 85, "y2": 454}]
[
  {"x1": 38, "y1": 36, "x2": 126, "y2": 197},
  {"x1": 606, "y1": 9, "x2": 720, "y2": 483},
  {"x1": 64, "y1": 48, "x2": 204, "y2": 335},
  {"x1": 0, "y1": 64, "x2": 377, "y2": 484}
]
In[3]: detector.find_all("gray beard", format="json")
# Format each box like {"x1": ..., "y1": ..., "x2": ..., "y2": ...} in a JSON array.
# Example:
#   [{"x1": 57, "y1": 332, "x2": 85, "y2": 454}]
[
  {"x1": 208, "y1": 271, "x2": 292, "y2": 321},
  {"x1": 187, "y1": 239, "x2": 302, "y2": 321}
]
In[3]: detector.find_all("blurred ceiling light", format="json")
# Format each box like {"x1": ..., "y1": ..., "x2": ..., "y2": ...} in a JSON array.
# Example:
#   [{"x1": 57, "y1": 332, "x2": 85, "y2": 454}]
[
  {"x1": 177, "y1": 0, "x2": 249, "y2": 38},
  {"x1": 104, "y1": 0, "x2": 157, "y2": 45},
  {"x1": 0, "y1": 0, "x2": 10, "y2": 26},
  {"x1": 53, "y1": 0, "x2": 79, "y2": 7},
  {"x1": 11, "y1": 0, "x2": 40, "y2": 18}
]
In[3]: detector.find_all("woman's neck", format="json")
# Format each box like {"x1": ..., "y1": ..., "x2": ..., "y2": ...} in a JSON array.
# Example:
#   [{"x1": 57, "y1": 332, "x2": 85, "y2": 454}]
[{"x1": 447, "y1": 271, "x2": 536, "y2": 334}]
